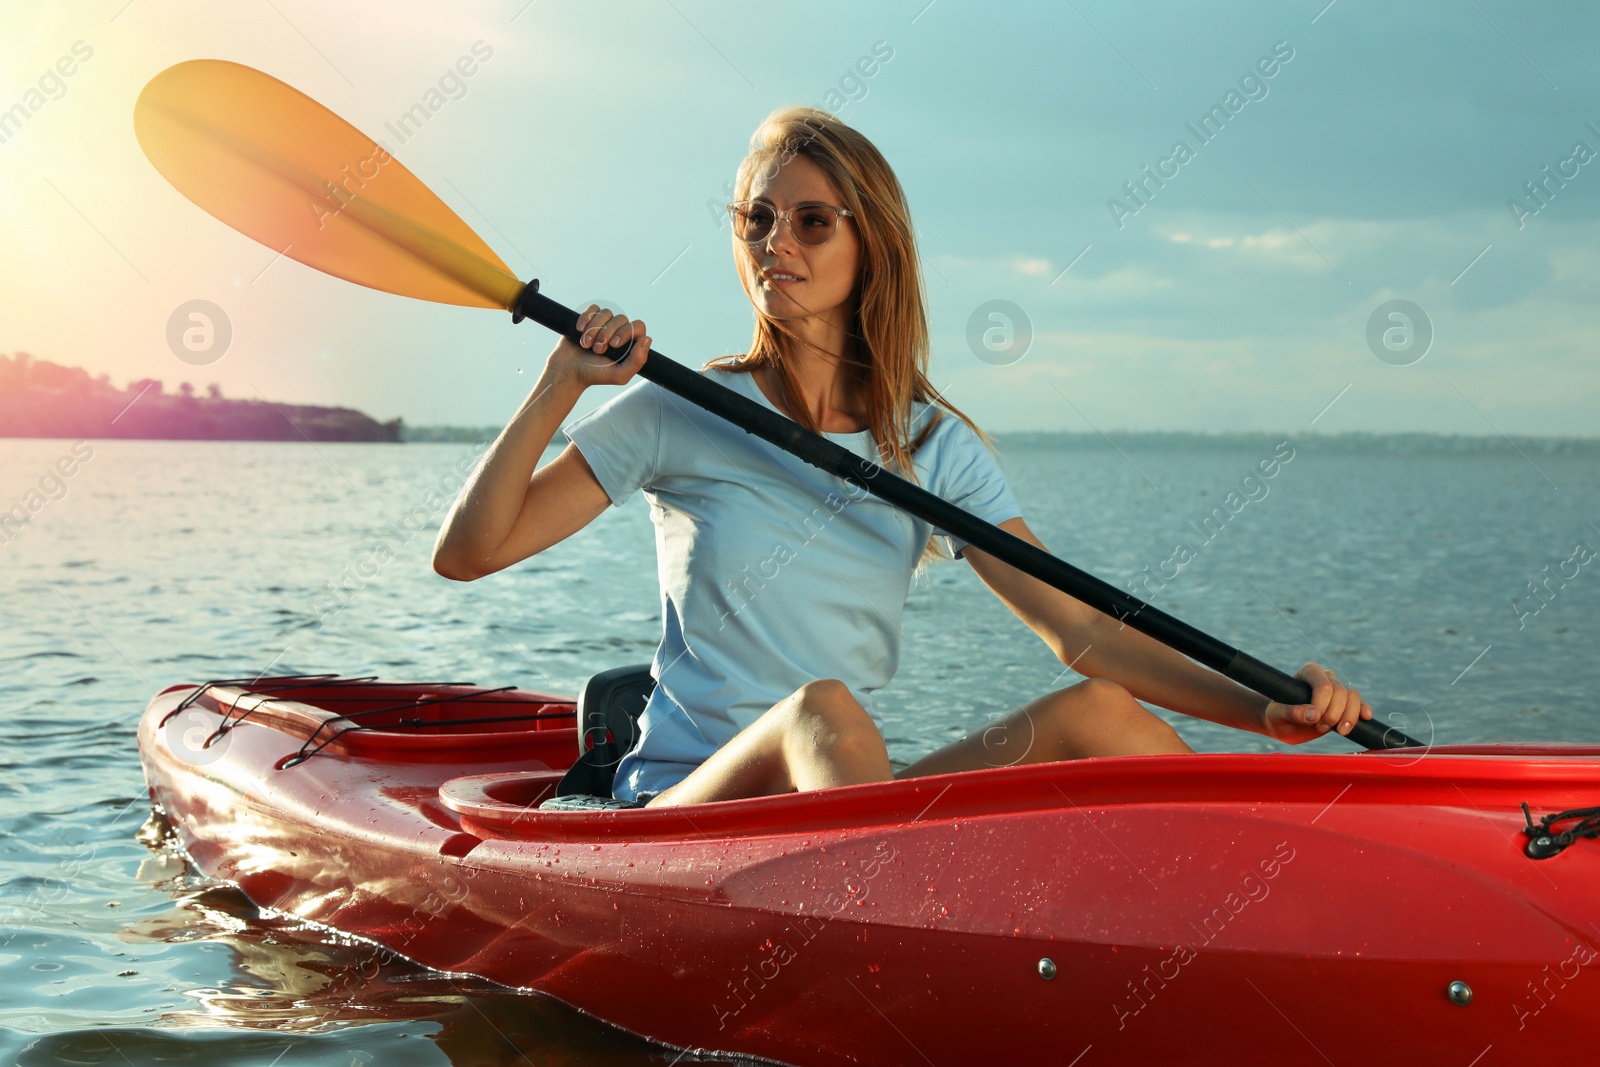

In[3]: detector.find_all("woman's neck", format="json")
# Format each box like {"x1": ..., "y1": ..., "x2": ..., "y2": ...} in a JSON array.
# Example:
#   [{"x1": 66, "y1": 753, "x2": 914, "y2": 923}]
[{"x1": 759, "y1": 333, "x2": 867, "y2": 434}]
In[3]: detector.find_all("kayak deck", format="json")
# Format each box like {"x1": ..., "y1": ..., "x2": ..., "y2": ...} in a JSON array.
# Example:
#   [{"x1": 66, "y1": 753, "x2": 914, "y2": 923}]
[{"x1": 138, "y1": 675, "x2": 1600, "y2": 1066}]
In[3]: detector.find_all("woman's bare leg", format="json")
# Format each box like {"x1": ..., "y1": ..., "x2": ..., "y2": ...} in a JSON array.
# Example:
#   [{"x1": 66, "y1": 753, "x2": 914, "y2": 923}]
[
  {"x1": 645, "y1": 679, "x2": 891, "y2": 807},
  {"x1": 895, "y1": 677, "x2": 1192, "y2": 781}
]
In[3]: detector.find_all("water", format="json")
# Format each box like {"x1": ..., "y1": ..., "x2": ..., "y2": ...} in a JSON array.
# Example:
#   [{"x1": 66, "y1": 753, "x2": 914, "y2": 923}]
[{"x1": 3, "y1": 434, "x2": 1597, "y2": 1064}]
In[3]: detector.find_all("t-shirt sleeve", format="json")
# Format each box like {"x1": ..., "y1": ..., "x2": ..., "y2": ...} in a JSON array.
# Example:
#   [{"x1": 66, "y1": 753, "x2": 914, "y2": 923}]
[
  {"x1": 928, "y1": 416, "x2": 1023, "y2": 559},
  {"x1": 562, "y1": 379, "x2": 662, "y2": 507}
]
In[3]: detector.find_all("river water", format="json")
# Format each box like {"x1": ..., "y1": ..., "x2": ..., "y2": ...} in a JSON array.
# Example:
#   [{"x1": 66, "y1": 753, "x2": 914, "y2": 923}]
[{"x1": 2, "y1": 433, "x2": 1597, "y2": 1064}]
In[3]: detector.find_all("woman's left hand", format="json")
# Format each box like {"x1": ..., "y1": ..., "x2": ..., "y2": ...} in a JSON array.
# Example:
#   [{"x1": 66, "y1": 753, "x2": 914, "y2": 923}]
[{"x1": 1261, "y1": 662, "x2": 1372, "y2": 743}]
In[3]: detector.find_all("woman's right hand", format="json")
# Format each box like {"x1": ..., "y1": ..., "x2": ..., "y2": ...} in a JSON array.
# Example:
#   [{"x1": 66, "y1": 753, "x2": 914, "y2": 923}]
[{"x1": 550, "y1": 304, "x2": 650, "y2": 389}]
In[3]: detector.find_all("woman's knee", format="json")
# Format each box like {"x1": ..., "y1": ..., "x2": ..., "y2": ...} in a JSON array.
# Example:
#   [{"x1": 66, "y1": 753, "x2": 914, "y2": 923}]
[
  {"x1": 1043, "y1": 677, "x2": 1187, "y2": 754},
  {"x1": 794, "y1": 678, "x2": 854, "y2": 706},
  {"x1": 1066, "y1": 677, "x2": 1137, "y2": 710},
  {"x1": 1038, "y1": 677, "x2": 1138, "y2": 724},
  {"x1": 781, "y1": 679, "x2": 884, "y2": 755}
]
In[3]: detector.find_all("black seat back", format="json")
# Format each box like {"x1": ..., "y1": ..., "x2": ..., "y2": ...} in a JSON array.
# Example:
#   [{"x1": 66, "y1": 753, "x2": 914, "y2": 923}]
[{"x1": 553, "y1": 663, "x2": 654, "y2": 798}]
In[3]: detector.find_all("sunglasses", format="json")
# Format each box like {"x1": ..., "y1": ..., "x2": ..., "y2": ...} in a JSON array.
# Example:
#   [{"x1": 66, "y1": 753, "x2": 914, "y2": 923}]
[{"x1": 726, "y1": 200, "x2": 855, "y2": 247}]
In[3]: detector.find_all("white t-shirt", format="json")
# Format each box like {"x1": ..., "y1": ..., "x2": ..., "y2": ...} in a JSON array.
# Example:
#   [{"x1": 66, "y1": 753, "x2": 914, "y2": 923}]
[{"x1": 563, "y1": 365, "x2": 1022, "y2": 801}]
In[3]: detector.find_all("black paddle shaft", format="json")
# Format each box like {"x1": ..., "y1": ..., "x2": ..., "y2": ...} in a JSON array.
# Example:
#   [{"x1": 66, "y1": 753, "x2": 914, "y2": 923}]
[{"x1": 513, "y1": 281, "x2": 1422, "y2": 751}]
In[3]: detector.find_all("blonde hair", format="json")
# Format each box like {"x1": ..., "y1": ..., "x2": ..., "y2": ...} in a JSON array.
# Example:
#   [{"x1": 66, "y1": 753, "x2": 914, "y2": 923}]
[{"x1": 706, "y1": 106, "x2": 996, "y2": 564}]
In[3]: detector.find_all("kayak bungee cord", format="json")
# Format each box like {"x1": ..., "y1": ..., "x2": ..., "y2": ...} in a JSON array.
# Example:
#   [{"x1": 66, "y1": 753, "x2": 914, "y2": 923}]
[
  {"x1": 160, "y1": 673, "x2": 487, "y2": 732},
  {"x1": 157, "y1": 673, "x2": 351, "y2": 727},
  {"x1": 213, "y1": 679, "x2": 490, "y2": 737},
  {"x1": 1522, "y1": 802, "x2": 1600, "y2": 859},
  {"x1": 280, "y1": 711, "x2": 581, "y2": 768},
  {"x1": 279, "y1": 683, "x2": 522, "y2": 764},
  {"x1": 135, "y1": 59, "x2": 1423, "y2": 751},
  {"x1": 162, "y1": 675, "x2": 581, "y2": 767}
]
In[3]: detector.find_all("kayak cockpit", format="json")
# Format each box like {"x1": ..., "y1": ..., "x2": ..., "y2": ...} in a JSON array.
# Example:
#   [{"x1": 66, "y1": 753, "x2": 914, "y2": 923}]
[{"x1": 439, "y1": 770, "x2": 569, "y2": 821}]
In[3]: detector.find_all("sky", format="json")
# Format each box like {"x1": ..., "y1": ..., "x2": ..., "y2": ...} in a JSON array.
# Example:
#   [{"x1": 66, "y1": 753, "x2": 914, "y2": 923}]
[{"x1": 1, "y1": 0, "x2": 1597, "y2": 435}]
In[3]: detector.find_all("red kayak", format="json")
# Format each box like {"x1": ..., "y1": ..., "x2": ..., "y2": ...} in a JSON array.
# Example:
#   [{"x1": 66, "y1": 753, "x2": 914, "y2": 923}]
[{"x1": 137, "y1": 673, "x2": 1600, "y2": 1065}]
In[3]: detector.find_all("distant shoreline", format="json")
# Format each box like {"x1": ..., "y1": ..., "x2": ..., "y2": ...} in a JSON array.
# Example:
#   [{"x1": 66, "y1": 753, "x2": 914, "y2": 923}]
[
  {"x1": 1, "y1": 353, "x2": 400, "y2": 442},
  {"x1": 6, "y1": 356, "x2": 1593, "y2": 451},
  {"x1": 398, "y1": 425, "x2": 503, "y2": 443}
]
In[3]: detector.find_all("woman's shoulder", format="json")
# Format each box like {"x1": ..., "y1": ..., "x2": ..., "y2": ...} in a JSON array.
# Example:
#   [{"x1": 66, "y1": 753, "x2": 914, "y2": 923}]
[
  {"x1": 702, "y1": 357, "x2": 755, "y2": 377},
  {"x1": 698, "y1": 361, "x2": 761, "y2": 398},
  {"x1": 906, "y1": 406, "x2": 989, "y2": 485},
  {"x1": 616, "y1": 360, "x2": 755, "y2": 410},
  {"x1": 911, "y1": 400, "x2": 988, "y2": 452}
]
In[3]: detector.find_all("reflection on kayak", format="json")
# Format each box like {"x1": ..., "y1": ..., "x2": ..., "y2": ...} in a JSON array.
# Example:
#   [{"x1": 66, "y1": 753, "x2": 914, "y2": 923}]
[{"x1": 124, "y1": 821, "x2": 760, "y2": 1065}]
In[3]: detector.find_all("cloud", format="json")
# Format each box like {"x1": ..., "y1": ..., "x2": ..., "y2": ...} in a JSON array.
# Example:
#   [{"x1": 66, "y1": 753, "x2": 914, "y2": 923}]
[{"x1": 1162, "y1": 225, "x2": 1326, "y2": 270}]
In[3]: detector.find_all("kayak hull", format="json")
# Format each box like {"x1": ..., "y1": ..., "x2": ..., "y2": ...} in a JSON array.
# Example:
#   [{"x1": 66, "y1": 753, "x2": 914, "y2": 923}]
[{"x1": 137, "y1": 677, "x2": 1600, "y2": 1065}]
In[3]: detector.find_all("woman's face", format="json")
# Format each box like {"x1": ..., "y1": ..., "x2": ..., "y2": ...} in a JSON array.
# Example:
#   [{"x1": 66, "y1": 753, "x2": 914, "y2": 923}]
[{"x1": 736, "y1": 154, "x2": 860, "y2": 330}]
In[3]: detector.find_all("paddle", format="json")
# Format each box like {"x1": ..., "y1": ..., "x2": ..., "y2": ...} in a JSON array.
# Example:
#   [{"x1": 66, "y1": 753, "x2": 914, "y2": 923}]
[{"x1": 135, "y1": 59, "x2": 1423, "y2": 751}]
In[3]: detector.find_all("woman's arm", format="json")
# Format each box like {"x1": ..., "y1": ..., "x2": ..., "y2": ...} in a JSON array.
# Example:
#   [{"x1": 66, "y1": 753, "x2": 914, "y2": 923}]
[
  {"x1": 432, "y1": 308, "x2": 649, "y2": 581},
  {"x1": 961, "y1": 516, "x2": 1372, "y2": 741}
]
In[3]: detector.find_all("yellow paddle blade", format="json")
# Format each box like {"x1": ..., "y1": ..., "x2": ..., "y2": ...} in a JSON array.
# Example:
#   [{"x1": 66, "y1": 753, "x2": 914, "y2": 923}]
[{"x1": 135, "y1": 59, "x2": 523, "y2": 310}]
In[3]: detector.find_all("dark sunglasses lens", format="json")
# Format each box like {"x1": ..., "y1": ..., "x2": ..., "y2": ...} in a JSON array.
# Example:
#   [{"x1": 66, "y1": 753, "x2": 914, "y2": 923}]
[
  {"x1": 793, "y1": 206, "x2": 838, "y2": 245},
  {"x1": 732, "y1": 203, "x2": 774, "y2": 242},
  {"x1": 730, "y1": 203, "x2": 841, "y2": 244}
]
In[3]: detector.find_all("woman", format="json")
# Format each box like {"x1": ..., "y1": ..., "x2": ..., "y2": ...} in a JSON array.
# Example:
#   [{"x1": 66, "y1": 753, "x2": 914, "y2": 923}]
[{"x1": 433, "y1": 107, "x2": 1371, "y2": 808}]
